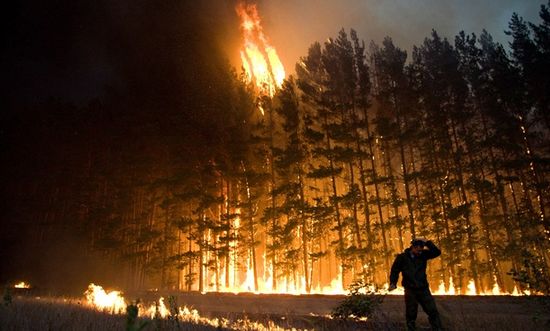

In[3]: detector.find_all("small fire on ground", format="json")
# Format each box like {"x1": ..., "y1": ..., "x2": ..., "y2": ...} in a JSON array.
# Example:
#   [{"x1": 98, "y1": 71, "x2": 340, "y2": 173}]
[
  {"x1": 83, "y1": 283, "x2": 294, "y2": 330},
  {"x1": 84, "y1": 283, "x2": 212, "y2": 323},
  {"x1": 14, "y1": 281, "x2": 31, "y2": 289}
]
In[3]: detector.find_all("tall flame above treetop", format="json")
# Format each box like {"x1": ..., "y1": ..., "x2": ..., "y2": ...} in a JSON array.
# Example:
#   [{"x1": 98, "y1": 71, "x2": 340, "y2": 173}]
[{"x1": 236, "y1": 2, "x2": 285, "y2": 98}]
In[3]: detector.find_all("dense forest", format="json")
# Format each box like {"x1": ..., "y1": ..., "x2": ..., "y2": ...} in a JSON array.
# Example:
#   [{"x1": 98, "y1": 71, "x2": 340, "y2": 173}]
[{"x1": 2, "y1": 1, "x2": 549, "y2": 295}]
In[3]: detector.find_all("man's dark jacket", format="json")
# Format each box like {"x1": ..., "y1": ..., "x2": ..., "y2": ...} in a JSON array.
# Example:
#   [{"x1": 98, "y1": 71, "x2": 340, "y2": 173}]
[{"x1": 389, "y1": 241, "x2": 441, "y2": 289}]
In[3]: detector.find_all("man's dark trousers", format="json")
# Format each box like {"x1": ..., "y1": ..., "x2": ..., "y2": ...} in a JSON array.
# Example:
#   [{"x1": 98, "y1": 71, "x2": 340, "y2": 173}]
[{"x1": 404, "y1": 287, "x2": 442, "y2": 331}]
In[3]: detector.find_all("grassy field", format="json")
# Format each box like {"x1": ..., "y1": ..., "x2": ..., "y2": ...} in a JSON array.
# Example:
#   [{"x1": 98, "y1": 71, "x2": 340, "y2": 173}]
[{"x1": 1, "y1": 291, "x2": 549, "y2": 330}]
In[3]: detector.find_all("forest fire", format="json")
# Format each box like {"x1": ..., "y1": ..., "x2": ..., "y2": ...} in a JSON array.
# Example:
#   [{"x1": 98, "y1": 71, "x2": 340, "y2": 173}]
[
  {"x1": 24, "y1": 3, "x2": 537, "y2": 303},
  {"x1": 4, "y1": 1, "x2": 550, "y2": 330},
  {"x1": 236, "y1": 1, "x2": 285, "y2": 101}
]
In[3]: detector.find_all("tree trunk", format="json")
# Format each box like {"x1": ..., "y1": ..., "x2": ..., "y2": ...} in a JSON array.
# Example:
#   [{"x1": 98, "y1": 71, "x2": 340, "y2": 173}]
[
  {"x1": 322, "y1": 112, "x2": 346, "y2": 288},
  {"x1": 268, "y1": 105, "x2": 278, "y2": 290},
  {"x1": 361, "y1": 106, "x2": 391, "y2": 277},
  {"x1": 449, "y1": 119, "x2": 481, "y2": 293},
  {"x1": 396, "y1": 113, "x2": 416, "y2": 238},
  {"x1": 356, "y1": 140, "x2": 375, "y2": 282}
]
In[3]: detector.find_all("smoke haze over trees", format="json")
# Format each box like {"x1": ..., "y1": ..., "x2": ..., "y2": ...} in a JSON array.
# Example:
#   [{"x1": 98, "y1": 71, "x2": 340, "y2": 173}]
[{"x1": 1, "y1": 0, "x2": 549, "y2": 294}]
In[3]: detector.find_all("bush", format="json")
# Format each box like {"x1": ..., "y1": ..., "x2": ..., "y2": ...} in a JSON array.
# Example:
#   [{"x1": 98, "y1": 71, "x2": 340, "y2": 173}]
[
  {"x1": 331, "y1": 280, "x2": 383, "y2": 320},
  {"x1": 126, "y1": 302, "x2": 148, "y2": 331},
  {"x1": 2, "y1": 289, "x2": 12, "y2": 307}
]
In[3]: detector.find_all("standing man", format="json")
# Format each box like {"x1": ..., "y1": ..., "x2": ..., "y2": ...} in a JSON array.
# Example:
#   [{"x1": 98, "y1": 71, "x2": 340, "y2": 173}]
[{"x1": 389, "y1": 238, "x2": 443, "y2": 331}]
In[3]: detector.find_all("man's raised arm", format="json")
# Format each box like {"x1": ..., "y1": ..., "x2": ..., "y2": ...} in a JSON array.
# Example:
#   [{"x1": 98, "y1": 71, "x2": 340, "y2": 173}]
[{"x1": 424, "y1": 240, "x2": 441, "y2": 259}]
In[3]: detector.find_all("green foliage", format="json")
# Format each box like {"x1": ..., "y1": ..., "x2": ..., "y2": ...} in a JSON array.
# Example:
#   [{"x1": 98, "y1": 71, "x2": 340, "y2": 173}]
[{"x1": 331, "y1": 280, "x2": 383, "y2": 320}]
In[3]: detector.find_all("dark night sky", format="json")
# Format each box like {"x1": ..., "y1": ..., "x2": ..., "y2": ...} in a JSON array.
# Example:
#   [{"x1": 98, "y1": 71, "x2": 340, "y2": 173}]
[
  {"x1": 2, "y1": 1, "x2": 545, "y2": 106},
  {"x1": 3, "y1": 1, "x2": 240, "y2": 104},
  {"x1": 4, "y1": 1, "x2": 113, "y2": 103}
]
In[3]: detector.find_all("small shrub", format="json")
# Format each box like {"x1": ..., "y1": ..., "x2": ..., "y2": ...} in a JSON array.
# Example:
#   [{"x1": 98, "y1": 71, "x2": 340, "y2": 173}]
[
  {"x1": 331, "y1": 280, "x2": 383, "y2": 320},
  {"x1": 167, "y1": 295, "x2": 180, "y2": 327},
  {"x1": 2, "y1": 288, "x2": 12, "y2": 307},
  {"x1": 126, "y1": 301, "x2": 148, "y2": 331}
]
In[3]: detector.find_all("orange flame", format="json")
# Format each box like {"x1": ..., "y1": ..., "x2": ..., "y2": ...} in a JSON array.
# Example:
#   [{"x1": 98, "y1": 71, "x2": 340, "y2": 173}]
[
  {"x1": 205, "y1": 260, "x2": 527, "y2": 296},
  {"x1": 83, "y1": 283, "x2": 291, "y2": 330},
  {"x1": 14, "y1": 281, "x2": 31, "y2": 289},
  {"x1": 388, "y1": 276, "x2": 526, "y2": 296},
  {"x1": 236, "y1": 2, "x2": 285, "y2": 100},
  {"x1": 83, "y1": 279, "x2": 528, "y2": 327},
  {"x1": 84, "y1": 283, "x2": 126, "y2": 313}
]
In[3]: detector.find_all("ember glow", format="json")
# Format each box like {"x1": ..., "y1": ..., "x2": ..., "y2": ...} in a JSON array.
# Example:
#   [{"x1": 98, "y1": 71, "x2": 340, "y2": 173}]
[{"x1": 236, "y1": 1, "x2": 285, "y2": 99}]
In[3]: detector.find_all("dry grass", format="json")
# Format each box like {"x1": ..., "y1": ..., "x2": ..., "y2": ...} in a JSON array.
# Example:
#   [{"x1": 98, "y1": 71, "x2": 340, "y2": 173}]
[
  {"x1": 1, "y1": 293, "x2": 549, "y2": 330},
  {"x1": 0, "y1": 296, "x2": 238, "y2": 331}
]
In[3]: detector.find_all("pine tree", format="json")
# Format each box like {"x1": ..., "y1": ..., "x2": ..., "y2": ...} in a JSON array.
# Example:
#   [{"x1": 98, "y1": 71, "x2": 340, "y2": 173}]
[{"x1": 297, "y1": 42, "x2": 349, "y2": 288}]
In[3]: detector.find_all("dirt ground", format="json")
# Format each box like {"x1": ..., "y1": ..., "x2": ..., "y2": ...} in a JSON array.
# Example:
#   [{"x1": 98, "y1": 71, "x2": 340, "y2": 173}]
[{"x1": 131, "y1": 291, "x2": 550, "y2": 330}]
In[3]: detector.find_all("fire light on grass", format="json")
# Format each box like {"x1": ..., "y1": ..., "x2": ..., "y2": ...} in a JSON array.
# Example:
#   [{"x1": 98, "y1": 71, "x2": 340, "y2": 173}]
[
  {"x1": 84, "y1": 283, "x2": 205, "y2": 321},
  {"x1": 83, "y1": 283, "x2": 308, "y2": 330}
]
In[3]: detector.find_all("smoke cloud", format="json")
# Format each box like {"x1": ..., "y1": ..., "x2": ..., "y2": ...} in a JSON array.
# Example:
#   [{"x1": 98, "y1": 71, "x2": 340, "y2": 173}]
[{"x1": 255, "y1": 0, "x2": 542, "y2": 72}]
